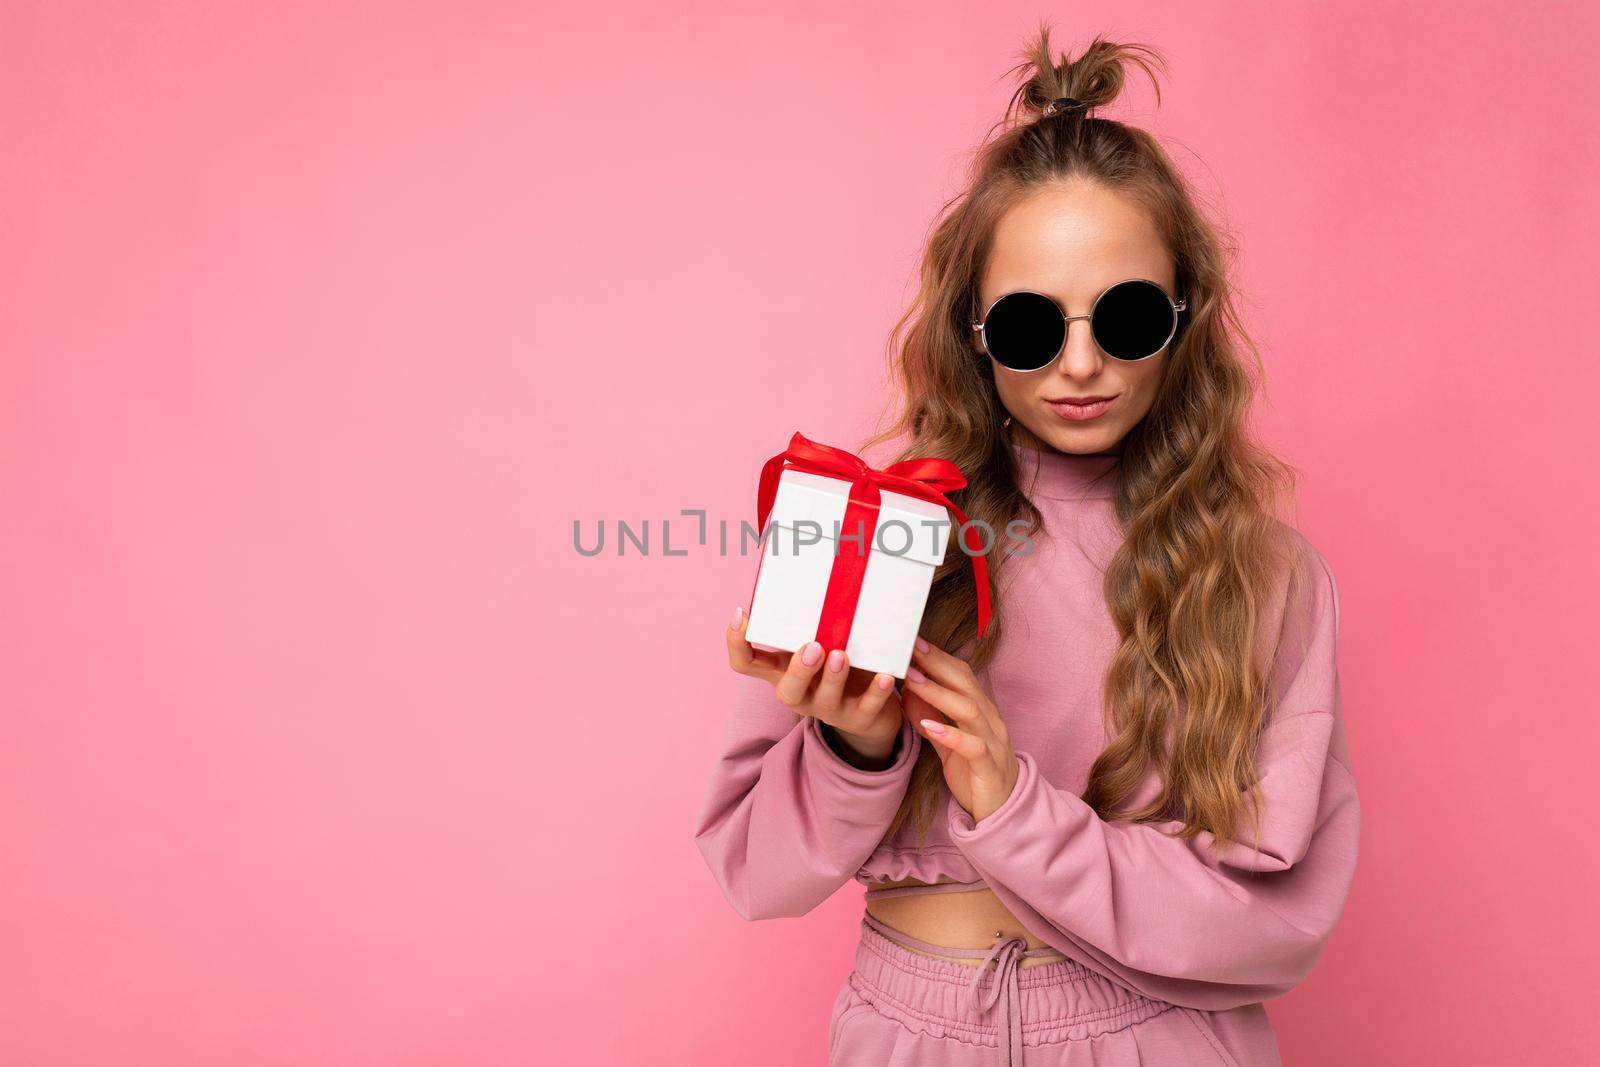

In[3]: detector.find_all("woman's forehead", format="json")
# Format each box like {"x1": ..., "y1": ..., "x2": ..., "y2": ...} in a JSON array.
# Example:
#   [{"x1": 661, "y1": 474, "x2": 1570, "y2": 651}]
[{"x1": 983, "y1": 183, "x2": 1174, "y2": 298}]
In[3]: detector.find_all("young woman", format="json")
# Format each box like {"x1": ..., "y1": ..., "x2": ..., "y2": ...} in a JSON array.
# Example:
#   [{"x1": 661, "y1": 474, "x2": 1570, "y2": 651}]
[{"x1": 694, "y1": 29, "x2": 1358, "y2": 1067}]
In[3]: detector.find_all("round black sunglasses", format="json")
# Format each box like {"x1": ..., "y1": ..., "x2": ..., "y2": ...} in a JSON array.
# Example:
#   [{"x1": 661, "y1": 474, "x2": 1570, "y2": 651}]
[{"x1": 971, "y1": 279, "x2": 1187, "y2": 370}]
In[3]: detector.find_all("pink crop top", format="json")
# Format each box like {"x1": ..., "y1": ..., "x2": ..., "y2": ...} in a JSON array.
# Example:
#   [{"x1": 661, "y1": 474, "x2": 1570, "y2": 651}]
[{"x1": 692, "y1": 442, "x2": 1359, "y2": 1012}]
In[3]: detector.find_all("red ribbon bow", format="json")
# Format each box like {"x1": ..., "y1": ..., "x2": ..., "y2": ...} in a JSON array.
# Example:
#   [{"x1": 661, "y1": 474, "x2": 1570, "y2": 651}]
[{"x1": 755, "y1": 431, "x2": 992, "y2": 653}]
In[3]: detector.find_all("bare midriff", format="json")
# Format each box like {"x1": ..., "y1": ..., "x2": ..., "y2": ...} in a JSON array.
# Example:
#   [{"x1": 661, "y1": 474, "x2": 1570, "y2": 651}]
[{"x1": 864, "y1": 877, "x2": 1069, "y2": 969}]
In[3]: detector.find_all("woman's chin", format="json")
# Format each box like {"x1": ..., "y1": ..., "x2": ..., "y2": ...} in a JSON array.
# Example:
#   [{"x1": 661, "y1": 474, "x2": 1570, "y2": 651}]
[{"x1": 1029, "y1": 418, "x2": 1119, "y2": 456}]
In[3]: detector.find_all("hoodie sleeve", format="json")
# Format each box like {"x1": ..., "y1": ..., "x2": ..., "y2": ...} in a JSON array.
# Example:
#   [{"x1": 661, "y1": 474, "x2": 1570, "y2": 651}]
[
  {"x1": 692, "y1": 671, "x2": 923, "y2": 920},
  {"x1": 946, "y1": 536, "x2": 1359, "y2": 1010}
]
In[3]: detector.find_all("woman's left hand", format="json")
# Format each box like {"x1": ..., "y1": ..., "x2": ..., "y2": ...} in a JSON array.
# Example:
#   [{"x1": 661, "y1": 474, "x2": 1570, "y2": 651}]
[{"x1": 903, "y1": 637, "x2": 1020, "y2": 823}]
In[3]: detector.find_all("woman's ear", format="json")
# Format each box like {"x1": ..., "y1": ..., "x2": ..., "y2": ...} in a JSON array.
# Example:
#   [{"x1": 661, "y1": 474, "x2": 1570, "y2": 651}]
[{"x1": 966, "y1": 292, "x2": 989, "y2": 357}]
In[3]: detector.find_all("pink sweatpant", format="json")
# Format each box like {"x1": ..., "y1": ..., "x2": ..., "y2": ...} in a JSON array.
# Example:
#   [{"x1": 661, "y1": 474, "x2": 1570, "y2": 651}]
[{"x1": 828, "y1": 913, "x2": 1267, "y2": 1066}]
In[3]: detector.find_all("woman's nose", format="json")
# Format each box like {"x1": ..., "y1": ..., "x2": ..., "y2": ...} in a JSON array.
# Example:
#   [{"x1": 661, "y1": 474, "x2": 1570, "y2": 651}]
[{"x1": 1053, "y1": 314, "x2": 1104, "y2": 377}]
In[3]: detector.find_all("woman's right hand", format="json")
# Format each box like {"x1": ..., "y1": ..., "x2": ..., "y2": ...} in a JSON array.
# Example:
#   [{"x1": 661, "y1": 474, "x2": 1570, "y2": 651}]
[{"x1": 725, "y1": 606, "x2": 905, "y2": 764}]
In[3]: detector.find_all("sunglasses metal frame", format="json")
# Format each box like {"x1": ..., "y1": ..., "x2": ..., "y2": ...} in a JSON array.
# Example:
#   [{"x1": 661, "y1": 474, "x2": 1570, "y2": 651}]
[{"x1": 970, "y1": 278, "x2": 1188, "y2": 368}]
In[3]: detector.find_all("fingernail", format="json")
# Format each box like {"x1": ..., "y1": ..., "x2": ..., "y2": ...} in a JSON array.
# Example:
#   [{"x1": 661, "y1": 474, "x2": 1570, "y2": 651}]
[
  {"x1": 731, "y1": 606, "x2": 744, "y2": 629},
  {"x1": 875, "y1": 674, "x2": 893, "y2": 691},
  {"x1": 920, "y1": 719, "x2": 947, "y2": 735},
  {"x1": 801, "y1": 642, "x2": 823, "y2": 667},
  {"x1": 915, "y1": 637, "x2": 930, "y2": 653},
  {"x1": 906, "y1": 665, "x2": 927, "y2": 683},
  {"x1": 826, "y1": 649, "x2": 846, "y2": 673}
]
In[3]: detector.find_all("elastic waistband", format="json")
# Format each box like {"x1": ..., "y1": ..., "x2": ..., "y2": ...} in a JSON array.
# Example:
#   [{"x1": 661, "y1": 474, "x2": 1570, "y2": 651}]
[
  {"x1": 851, "y1": 913, "x2": 1174, "y2": 1050},
  {"x1": 864, "y1": 877, "x2": 990, "y2": 902}
]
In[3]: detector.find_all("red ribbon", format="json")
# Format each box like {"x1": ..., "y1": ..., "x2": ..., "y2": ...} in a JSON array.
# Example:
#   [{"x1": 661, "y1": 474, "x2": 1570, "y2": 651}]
[{"x1": 755, "y1": 431, "x2": 992, "y2": 651}]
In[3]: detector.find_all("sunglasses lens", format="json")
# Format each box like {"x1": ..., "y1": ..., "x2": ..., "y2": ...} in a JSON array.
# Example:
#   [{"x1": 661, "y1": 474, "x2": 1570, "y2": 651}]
[
  {"x1": 982, "y1": 292, "x2": 1066, "y2": 371},
  {"x1": 1092, "y1": 280, "x2": 1178, "y2": 361}
]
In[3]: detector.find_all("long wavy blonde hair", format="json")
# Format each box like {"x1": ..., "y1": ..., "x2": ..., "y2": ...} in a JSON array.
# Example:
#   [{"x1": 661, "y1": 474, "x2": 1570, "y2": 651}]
[{"x1": 865, "y1": 26, "x2": 1304, "y2": 851}]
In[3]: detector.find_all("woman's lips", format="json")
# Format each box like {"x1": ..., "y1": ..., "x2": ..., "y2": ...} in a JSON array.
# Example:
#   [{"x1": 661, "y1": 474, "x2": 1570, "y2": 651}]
[{"x1": 1046, "y1": 396, "x2": 1116, "y2": 421}]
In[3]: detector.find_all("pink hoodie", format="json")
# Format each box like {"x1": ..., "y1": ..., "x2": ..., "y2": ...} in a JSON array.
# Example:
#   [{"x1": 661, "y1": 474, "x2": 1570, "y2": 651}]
[{"x1": 693, "y1": 443, "x2": 1358, "y2": 1030}]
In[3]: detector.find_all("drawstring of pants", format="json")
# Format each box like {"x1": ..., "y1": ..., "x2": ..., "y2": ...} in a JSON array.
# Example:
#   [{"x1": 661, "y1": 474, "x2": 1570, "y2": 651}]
[{"x1": 862, "y1": 912, "x2": 1064, "y2": 1067}]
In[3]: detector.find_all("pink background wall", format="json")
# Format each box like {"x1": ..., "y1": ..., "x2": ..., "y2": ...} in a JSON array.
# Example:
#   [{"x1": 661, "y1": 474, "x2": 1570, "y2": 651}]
[{"x1": 3, "y1": 2, "x2": 1596, "y2": 1063}]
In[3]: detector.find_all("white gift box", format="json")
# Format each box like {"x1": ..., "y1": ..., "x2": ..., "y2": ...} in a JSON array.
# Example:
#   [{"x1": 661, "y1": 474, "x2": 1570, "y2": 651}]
[{"x1": 743, "y1": 468, "x2": 953, "y2": 679}]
